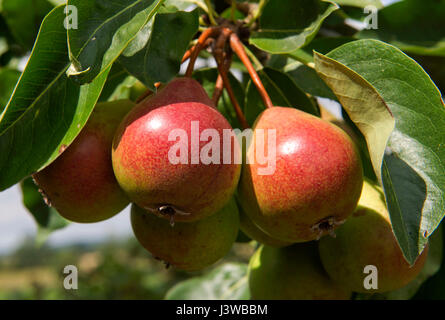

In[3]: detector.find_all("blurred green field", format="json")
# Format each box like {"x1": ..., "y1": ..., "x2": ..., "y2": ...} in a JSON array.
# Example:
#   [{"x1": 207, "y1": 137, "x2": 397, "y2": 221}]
[{"x1": 0, "y1": 237, "x2": 254, "y2": 299}]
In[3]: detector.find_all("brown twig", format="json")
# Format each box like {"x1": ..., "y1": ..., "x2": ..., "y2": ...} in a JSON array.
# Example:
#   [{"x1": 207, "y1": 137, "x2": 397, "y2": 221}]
[
  {"x1": 219, "y1": 69, "x2": 249, "y2": 129},
  {"x1": 229, "y1": 33, "x2": 273, "y2": 109},
  {"x1": 212, "y1": 75, "x2": 224, "y2": 105},
  {"x1": 212, "y1": 47, "x2": 233, "y2": 106},
  {"x1": 182, "y1": 47, "x2": 193, "y2": 63},
  {"x1": 213, "y1": 28, "x2": 250, "y2": 129},
  {"x1": 185, "y1": 28, "x2": 220, "y2": 77}
]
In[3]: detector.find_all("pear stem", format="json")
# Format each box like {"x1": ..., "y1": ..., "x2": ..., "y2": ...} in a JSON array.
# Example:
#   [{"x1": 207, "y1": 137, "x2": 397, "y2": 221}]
[
  {"x1": 214, "y1": 29, "x2": 250, "y2": 129},
  {"x1": 213, "y1": 38, "x2": 232, "y2": 106},
  {"x1": 185, "y1": 28, "x2": 219, "y2": 77},
  {"x1": 182, "y1": 47, "x2": 193, "y2": 64},
  {"x1": 229, "y1": 33, "x2": 273, "y2": 109},
  {"x1": 212, "y1": 74, "x2": 224, "y2": 105},
  {"x1": 218, "y1": 66, "x2": 249, "y2": 129}
]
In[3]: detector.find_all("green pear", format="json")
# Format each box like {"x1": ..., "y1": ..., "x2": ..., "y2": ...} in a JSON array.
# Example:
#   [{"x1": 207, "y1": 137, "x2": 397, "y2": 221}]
[
  {"x1": 129, "y1": 80, "x2": 148, "y2": 102},
  {"x1": 248, "y1": 243, "x2": 351, "y2": 300},
  {"x1": 131, "y1": 198, "x2": 240, "y2": 272}
]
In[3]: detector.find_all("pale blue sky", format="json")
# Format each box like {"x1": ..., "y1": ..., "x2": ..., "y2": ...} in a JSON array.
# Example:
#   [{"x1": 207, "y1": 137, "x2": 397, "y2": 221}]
[{"x1": 0, "y1": 186, "x2": 133, "y2": 255}]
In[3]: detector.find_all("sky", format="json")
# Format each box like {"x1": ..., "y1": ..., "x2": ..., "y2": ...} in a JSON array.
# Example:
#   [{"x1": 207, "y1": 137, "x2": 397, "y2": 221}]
[
  {"x1": 0, "y1": 186, "x2": 133, "y2": 255},
  {"x1": 0, "y1": 0, "x2": 399, "y2": 255}
]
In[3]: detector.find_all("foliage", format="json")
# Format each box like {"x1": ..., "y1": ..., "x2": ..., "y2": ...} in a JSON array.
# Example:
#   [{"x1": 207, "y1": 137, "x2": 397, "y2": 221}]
[{"x1": 0, "y1": 0, "x2": 444, "y2": 300}]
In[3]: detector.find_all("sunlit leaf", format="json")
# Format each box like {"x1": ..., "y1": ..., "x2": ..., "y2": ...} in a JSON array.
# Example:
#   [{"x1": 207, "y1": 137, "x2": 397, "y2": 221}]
[
  {"x1": 0, "y1": 6, "x2": 109, "y2": 191},
  {"x1": 314, "y1": 39, "x2": 445, "y2": 264},
  {"x1": 250, "y1": 0, "x2": 338, "y2": 53},
  {"x1": 66, "y1": 0, "x2": 165, "y2": 84},
  {"x1": 165, "y1": 263, "x2": 250, "y2": 300},
  {"x1": 119, "y1": 8, "x2": 199, "y2": 89}
]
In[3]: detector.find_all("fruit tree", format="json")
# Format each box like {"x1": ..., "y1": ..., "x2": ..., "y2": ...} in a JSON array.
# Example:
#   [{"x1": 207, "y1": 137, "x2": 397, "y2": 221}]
[{"x1": 0, "y1": 0, "x2": 444, "y2": 300}]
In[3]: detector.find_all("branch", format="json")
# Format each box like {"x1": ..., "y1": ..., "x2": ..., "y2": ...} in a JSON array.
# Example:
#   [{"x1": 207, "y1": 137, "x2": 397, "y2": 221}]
[
  {"x1": 229, "y1": 33, "x2": 273, "y2": 109},
  {"x1": 213, "y1": 29, "x2": 250, "y2": 129},
  {"x1": 185, "y1": 28, "x2": 220, "y2": 77},
  {"x1": 212, "y1": 75, "x2": 224, "y2": 106}
]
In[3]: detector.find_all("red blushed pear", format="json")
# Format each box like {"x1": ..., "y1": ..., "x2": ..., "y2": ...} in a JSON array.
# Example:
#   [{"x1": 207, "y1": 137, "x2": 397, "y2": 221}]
[
  {"x1": 237, "y1": 196, "x2": 293, "y2": 248},
  {"x1": 112, "y1": 78, "x2": 241, "y2": 222},
  {"x1": 33, "y1": 100, "x2": 134, "y2": 223},
  {"x1": 238, "y1": 107, "x2": 363, "y2": 242}
]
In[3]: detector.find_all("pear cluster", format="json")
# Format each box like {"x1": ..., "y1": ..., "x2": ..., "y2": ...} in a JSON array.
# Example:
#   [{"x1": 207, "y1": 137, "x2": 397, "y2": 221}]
[{"x1": 33, "y1": 78, "x2": 428, "y2": 295}]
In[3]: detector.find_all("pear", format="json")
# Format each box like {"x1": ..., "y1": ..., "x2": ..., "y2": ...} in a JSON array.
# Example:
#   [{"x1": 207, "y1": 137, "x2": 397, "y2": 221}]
[
  {"x1": 131, "y1": 198, "x2": 239, "y2": 272},
  {"x1": 238, "y1": 197, "x2": 293, "y2": 247},
  {"x1": 248, "y1": 243, "x2": 351, "y2": 300},
  {"x1": 112, "y1": 78, "x2": 241, "y2": 222},
  {"x1": 239, "y1": 107, "x2": 363, "y2": 242},
  {"x1": 318, "y1": 179, "x2": 429, "y2": 293},
  {"x1": 33, "y1": 100, "x2": 134, "y2": 223}
]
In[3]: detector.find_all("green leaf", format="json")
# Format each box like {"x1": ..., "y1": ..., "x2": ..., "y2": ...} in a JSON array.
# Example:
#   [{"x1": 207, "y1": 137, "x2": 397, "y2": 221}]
[
  {"x1": 98, "y1": 63, "x2": 140, "y2": 102},
  {"x1": 0, "y1": 37, "x2": 8, "y2": 57},
  {"x1": 284, "y1": 61, "x2": 337, "y2": 100},
  {"x1": 285, "y1": 49, "x2": 314, "y2": 65},
  {"x1": 193, "y1": 67, "x2": 244, "y2": 129},
  {"x1": 333, "y1": 0, "x2": 382, "y2": 9},
  {"x1": 0, "y1": 6, "x2": 110, "y2": 191},
  {"x1": 47, "y1": 0, "x2": 66, "y2": 5},
  {"x1": 314, "y1": 39, "x2": 445, "y2": 264},
  {"x1": 250, "y1": 0, "x2": 339, "y2": 54},
  {"x1": 165, "y1": 263, "x2": 250, "y2": 300},
  {"x1": 340, "y1": 108, "x2": 378, "y2": 183},
  {"x1": 220, "y1": 7, "x2": 245, "y2": 20},
  {"x1": 20, "y1": 177, "x2": 69, "y2": 245},
  {"x1": 164, "y1": 0, "x2": 205, "y2": 11},
  {"x1": 245, "y1": 67, "x2": 319, "y2": 126},
  {"x1": 66, "y1": 0, "x2": 165, "y2": 84},
  {"x1": 289, "y1": 36, "x2": 356, "y2": 64},
  {"x1": 267, "y1": 54, "x2": 337, "y2": 100},
  {"x1": 0, "y1": 68, "x2": 20, "y2": 112},
  {"x1": 0, "y1": 0, "x2": 54, "y2": 50},
  {"x1": 119, "y1": 8, "x2": 199, "y2": 89},
  {"x1": 357, "y1": 0, "x2": 445, "y2": 57}
]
